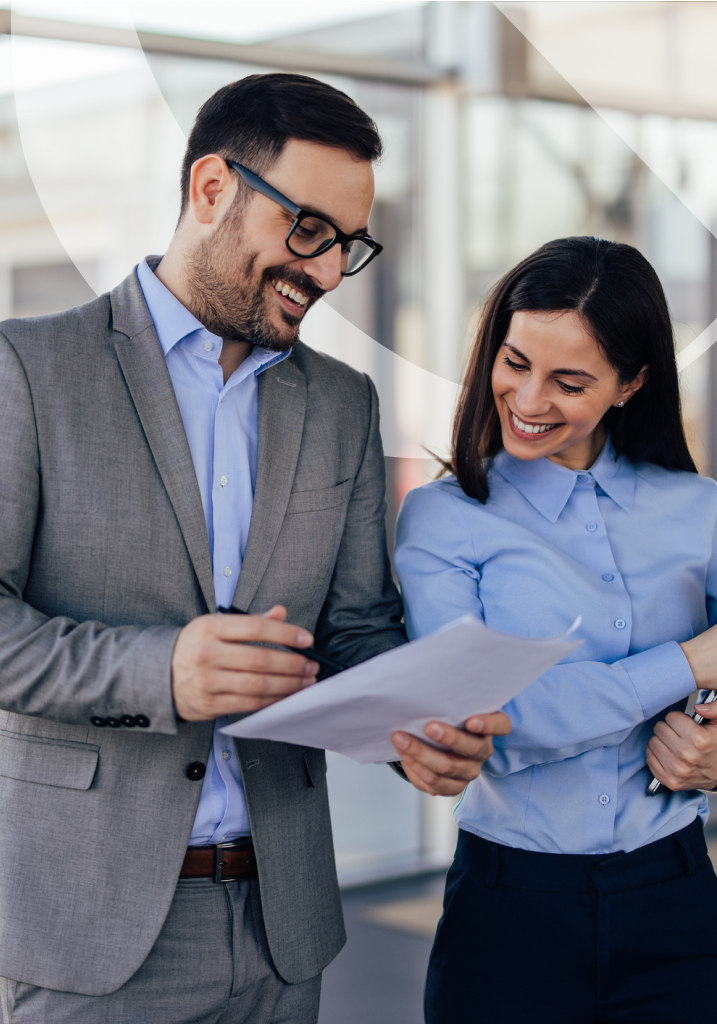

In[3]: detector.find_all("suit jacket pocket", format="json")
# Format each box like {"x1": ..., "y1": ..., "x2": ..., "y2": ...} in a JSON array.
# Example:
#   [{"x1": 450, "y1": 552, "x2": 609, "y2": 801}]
[
  {"x1": 286, "y1": 479, "x2": 351, "y2": 515},
  {"x1": 303, "y1": 747, "x2": 328, "y2": 788},
  {"x1": 0, "y1": 730, "x2": 99, "y2": 790}
]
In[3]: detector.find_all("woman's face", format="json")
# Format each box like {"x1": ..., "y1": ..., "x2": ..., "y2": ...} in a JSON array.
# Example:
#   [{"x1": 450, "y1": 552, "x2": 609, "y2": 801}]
[{"x1": 491, "y1": 310, "x2": 647, "y2": 471}]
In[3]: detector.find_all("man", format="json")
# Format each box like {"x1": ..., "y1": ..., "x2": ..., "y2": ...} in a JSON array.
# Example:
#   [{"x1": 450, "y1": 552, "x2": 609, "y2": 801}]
[{"x1": 0, "y1": 73, "x2": 509, "y2": 1022}]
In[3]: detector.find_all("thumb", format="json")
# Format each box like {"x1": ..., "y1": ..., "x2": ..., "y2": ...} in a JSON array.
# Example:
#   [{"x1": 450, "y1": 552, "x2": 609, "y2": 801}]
[{"x1": 694, "y1": 699, "x2": 717, "y2": 723}]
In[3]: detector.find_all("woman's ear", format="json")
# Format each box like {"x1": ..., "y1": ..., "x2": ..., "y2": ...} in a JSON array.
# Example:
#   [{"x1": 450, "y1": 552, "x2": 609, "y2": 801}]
[{"x1": 618, "y1": 364, "x2": 649, "y2": 406}]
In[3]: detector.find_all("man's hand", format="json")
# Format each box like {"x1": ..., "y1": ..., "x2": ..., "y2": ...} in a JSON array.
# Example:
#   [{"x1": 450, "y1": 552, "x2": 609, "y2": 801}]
[
  {"x1": 391, "y1": 713, "x2": 512, "y2": 797},
  {"x1": 646, "y1": 702, "x2": 717, "y2": 792},
  {"x1": 172, "y1": 605, "x2": 318, "y2": 721}
]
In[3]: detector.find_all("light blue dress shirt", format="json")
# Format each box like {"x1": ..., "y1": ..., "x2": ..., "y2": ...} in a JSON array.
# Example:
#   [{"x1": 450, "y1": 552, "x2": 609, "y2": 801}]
[
  {"x1": 137, "y1": 258, "x2": 290, "y2": 844},
  {"x1": 394, "y1": 442, "x2": 717, "y2": 855}
]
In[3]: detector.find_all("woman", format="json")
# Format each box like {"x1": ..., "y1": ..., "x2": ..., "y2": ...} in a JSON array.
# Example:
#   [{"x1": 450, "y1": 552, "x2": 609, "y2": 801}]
[{"x1": 394, "y1": 237, "x2": 717, "y2": 1023}]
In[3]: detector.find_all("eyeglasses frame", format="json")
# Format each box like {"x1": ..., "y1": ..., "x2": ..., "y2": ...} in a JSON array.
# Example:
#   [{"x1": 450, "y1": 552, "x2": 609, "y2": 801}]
[{"x1": 226, "y1": 160, "x2": 383, "y2": 277}]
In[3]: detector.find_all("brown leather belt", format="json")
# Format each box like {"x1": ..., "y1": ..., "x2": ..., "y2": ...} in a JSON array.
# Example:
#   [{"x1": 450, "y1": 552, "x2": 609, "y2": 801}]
[{"x1": 180, "y1": 839, "x2": 257, "y2": 883}]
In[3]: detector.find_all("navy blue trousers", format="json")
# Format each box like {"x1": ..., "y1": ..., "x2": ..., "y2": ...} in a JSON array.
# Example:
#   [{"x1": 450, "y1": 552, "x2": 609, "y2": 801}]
[{"x1": 425, "y1": 817, "x2": 717, "y2": 1024}]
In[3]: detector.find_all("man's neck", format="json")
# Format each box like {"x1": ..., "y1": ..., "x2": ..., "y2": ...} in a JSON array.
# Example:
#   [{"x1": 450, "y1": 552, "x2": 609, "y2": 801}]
[
  {"x1": 153, "y1": 251, "x2": 253, "y2": 384},
  {"x1": 218, "y1": 339, "x2": 254, "y2": 383}
]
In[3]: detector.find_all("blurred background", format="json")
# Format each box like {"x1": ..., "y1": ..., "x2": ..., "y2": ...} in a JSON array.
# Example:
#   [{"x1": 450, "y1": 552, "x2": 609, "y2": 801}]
[{"x1": 3, "y1": 3, "x2": 717, "y2": 1018}]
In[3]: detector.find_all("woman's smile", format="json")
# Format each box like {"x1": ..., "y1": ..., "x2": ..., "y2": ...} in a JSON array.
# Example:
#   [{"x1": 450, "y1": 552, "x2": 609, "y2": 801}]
[{"x1": 507, "y1": 408, "x2": 563, "y2": 441}]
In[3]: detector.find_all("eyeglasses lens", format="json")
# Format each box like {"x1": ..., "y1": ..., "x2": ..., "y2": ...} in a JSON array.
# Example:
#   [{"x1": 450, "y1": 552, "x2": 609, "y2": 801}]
[
  {"x1": 288, "y1": 217, "x2": 375, "y2": 275},
  {"x1": 289, "y1": 216, "x2": 335, "y2": 256},
  {"x1": 344, "y1": 239, "x2": 374, "y2": 274}
]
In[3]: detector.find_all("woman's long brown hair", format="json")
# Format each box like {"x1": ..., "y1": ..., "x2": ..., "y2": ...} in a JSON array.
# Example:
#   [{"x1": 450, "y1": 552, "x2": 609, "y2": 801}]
[{"x1": 450, "y1": 236, "x2": 696, "y2": 504}]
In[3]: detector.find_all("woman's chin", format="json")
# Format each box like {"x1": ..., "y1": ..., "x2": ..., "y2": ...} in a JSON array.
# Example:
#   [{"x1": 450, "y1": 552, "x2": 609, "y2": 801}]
[{"x1": 502, "y1": 430, "x2": 561, "y2": 462}]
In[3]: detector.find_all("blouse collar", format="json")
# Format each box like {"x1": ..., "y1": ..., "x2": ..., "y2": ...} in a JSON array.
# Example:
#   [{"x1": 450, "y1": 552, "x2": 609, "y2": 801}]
[{"x1": 493, "y1": 439, "x2": 636, "y2": 523}]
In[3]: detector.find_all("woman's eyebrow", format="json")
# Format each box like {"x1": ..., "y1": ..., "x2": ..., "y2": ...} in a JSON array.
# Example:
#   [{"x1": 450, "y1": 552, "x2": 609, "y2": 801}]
[
  {"x1": 504, "y1": 343, "x2": 598, "y2": 381},
  {"x1": 504, "y1": 343, "x2": 531, "y2": 364},
  {"x1": 552, "y1": 366, "x2": 599, "y2": 381}
]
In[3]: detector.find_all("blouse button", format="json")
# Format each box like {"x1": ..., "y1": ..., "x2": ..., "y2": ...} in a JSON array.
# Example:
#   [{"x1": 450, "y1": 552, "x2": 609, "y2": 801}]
[
  {"x1": 578, "y1": 474, "x2": 590, "y2": 482},
  {"x1": 602, "y1": 573, "x2": 614, "y2": 582},
  {"x1": 599, "y1": 794, "x2": 610, "y2": 805},
  {"x1": 615, "y1": 619, "x2": 626, "y2": 630},
  {"x1": 586, "y1": 522, "x2": 597, "y2": 532}
]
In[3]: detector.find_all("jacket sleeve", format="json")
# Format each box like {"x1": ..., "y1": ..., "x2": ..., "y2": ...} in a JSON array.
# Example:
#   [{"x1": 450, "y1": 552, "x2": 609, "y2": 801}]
[
  {"x1": 394, "y1": 483, "x2": 697, "y2": 777},
  {"x1": 313, "y1": 373, "x2": 406, "y2": 667},
  {"x1": 0, "y1": 333, "x2": 180, "y2": 734}
]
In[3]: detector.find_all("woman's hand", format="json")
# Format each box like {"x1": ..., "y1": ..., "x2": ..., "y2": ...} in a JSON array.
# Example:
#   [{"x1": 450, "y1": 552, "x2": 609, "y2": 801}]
[
  {"x1": 679, "y1": 623, "x2": 717, "y2": 689},
  {"x1": 646, "y1": 702, "x2": 717, "y2": 791},
  {"x1": 391, "y1": 712, "x2": 511, "y2": 797}
]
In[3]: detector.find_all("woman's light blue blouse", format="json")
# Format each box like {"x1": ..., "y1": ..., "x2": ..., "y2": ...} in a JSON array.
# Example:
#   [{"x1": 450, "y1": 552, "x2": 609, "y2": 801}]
[{"x1": 394, "y1": 443, "x2": 717, "y2": 854}]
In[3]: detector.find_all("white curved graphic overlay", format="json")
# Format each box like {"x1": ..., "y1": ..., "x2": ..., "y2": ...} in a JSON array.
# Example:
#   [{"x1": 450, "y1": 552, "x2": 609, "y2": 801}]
[
  {"x1": 10, "y1": 1, "x2": 187, "y2": 295},
  {"x1": 302, "y1": 300, "x2": 460, "y2": 459},
  {"x1": 495, "y1": 2, "x2": 717, "y2": 375},
  {"x1": 9, "y1": 3, "x2": 459, "y2": 458}
]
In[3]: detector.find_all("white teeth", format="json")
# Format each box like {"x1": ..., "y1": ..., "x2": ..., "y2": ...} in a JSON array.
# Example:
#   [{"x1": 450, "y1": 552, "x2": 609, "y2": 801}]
[
  {"x1": 512, "y1": 412, "x2": 557, "y2": 435},
  {"x1": 272, "y1": 279, "x2": 309, "y2": 306}
]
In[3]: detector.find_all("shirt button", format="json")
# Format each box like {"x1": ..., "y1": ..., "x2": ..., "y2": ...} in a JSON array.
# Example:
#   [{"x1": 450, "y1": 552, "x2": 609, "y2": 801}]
[
  {"x1": 602, "y1": 573, "x2": 614, "y2": 582},
  {"x1": 599, "y1": 794, "x2": 610, "y2": 805},
  {"x1": 222, "y1": 749, "x2": 232, "y2": 761},
  {"x1": 220, "y1": 475, "x2": 228, "y2": 487},
  {"x1": 586, "y1": 522, "x2": 597, "y2": 532},
  {"x1": 223, "y1": 566, "x2": 233, "y2": 578},
  {"x1": 615, "y1": 618, "x2": 626, "y2": 630},
  {"x1": 578, "y1": 474, "x2": 590, "y2": 482},
  {"x1": 203, "y1": 341, "x2": 213, "y2": 351}
]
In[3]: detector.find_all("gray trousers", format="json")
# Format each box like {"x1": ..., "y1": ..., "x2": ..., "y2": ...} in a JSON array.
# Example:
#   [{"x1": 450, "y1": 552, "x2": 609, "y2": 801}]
[{"x1": 0, "y1": 878, "x2": 321, "y2": 1024}]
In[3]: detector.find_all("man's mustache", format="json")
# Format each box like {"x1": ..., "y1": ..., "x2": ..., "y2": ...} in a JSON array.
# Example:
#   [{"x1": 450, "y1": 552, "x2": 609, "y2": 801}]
[{"x1": 264, "y1": 266, "x2": 325, "y2": 304}]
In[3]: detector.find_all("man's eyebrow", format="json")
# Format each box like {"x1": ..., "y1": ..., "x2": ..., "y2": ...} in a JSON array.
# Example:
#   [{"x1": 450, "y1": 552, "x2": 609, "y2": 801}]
[{"x1": 503, "y1": 343, "x2": 599, "y2": 381}]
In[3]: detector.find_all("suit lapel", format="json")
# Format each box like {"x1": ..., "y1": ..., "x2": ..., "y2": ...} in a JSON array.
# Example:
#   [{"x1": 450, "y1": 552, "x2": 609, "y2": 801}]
[
  {"x1": 233, "y1": 356, "x2": 307, "y2": 612},
  {"x1": 110, "y1": 271, "x2": 216, "y2": 613}
]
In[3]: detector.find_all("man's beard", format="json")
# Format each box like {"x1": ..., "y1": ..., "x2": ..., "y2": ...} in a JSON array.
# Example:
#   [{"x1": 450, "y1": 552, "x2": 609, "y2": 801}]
[{"x1": 183, "y1": 203, "x2": 325, "y2": 352}]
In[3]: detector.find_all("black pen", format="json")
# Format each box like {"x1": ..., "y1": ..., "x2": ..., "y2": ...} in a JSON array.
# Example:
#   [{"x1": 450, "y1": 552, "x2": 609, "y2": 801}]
[{"x1": 217, "y1": 606, "x2": 345, "y2": 677}]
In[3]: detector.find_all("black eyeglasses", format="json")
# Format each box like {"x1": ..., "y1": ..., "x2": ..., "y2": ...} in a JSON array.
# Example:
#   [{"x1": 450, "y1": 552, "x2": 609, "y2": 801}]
[{"x1": 226, "y1": 160, "x2": 383, "y2": 277}]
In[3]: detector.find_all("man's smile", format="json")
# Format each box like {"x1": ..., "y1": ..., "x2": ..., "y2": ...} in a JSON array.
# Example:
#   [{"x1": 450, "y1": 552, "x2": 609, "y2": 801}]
[{"x1": 271, "y1": 277, "x2": 310, "y2": 311}]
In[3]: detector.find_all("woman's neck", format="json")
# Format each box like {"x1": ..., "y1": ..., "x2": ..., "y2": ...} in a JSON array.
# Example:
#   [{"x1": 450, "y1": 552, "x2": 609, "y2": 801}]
[{"x1": 545, "y1": 425, "x2": 607, "y2": 472}]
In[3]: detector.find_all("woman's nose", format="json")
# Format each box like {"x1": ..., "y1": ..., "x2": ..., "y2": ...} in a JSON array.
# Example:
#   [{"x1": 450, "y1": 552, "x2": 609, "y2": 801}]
[{"x1": 515, "y1": 380, "x2": 552, "y2": 417}]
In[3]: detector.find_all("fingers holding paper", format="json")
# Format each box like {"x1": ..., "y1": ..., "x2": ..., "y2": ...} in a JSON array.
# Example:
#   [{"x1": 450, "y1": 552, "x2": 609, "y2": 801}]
[{"x1": 392, "y1": 712, "x2": 512, "y2": 797}]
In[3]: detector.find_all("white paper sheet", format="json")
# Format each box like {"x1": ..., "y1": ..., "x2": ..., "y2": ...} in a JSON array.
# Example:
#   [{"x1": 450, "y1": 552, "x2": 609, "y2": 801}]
[{"x1": 220, "y1": 615, "x2": 582, "y2": 764}]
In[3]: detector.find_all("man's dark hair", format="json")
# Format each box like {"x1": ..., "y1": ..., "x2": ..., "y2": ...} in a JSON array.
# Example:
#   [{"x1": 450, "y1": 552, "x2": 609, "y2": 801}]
[{"x1": 179, "y1": 72, "x2": 383, "y2": 214}]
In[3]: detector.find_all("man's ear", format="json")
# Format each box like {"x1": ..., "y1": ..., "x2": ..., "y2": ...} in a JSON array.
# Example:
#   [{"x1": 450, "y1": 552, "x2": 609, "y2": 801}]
[{"x1": 188, "y1": 155, "x2": 237, "y2": 226}]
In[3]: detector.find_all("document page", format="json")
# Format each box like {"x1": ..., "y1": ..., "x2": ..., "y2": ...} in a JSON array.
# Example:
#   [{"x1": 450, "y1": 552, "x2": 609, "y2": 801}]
[{"x1": 221, "y1": 615, "x2": 581, "y2": 763}]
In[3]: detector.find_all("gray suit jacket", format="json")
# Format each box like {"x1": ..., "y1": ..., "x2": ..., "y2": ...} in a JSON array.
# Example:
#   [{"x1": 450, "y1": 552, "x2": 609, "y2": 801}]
[{"x1": 0, "y1": 268, "x2": 405, "y2": 995}]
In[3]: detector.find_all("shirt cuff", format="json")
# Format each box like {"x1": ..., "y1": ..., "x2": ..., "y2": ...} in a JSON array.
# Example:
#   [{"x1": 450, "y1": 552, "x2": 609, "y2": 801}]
[{"x1": 623, "y1": 641, "x2": 695, "y2": 721}]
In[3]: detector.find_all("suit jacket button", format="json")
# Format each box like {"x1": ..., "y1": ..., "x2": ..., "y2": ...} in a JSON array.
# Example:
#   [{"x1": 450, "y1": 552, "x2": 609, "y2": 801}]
[
  {"x1": 120, "y1": 715, "x2": 136, "y2": 728},
  {"x1": 186, "y1": 762, "x2": 206, "y2": 781},
  {"x1": 134, "y1": 715, "x2": 150, "y2": 728},
  {"x1": 105, "y1": 718, "x2": 121, "y2": 728},
  {"x1": 90, "y1": 716, "x2": 107, "y2": 727}
]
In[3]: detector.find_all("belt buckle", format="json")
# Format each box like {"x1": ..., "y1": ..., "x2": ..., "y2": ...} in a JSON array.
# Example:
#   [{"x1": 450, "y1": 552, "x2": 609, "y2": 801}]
[
  {"x1": 213, "y1": 838, "x2": 250, "y2": 883},
  {"x1": 214, "y1": 840, "x2": 235, "y2": 883}
]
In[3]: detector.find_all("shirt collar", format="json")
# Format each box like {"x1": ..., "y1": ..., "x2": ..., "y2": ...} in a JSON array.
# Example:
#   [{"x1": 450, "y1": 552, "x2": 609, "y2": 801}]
[
  {"x1": 493, "y1": 439, "x2": 635, "y2": 522},
  {"x1": 136, "y1": 256, "x2": 290, "y2": 375}
]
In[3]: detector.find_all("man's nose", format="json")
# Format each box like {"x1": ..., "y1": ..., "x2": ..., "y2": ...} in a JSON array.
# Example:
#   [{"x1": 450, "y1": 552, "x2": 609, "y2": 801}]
[{"x1": 299, "y1": 244, "x2": 344, "y2": 293}]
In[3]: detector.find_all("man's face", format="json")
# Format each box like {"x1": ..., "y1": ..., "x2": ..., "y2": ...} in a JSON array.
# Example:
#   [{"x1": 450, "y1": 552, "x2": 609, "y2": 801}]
[{"x1": 185, "y1": 139, "x2": 375, "y2": 350}]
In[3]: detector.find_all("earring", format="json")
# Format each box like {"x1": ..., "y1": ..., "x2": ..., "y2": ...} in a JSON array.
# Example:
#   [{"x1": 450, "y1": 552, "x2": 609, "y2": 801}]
[{"x1": 616, "y1": 401, "x2": 625, "y2": 408}]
